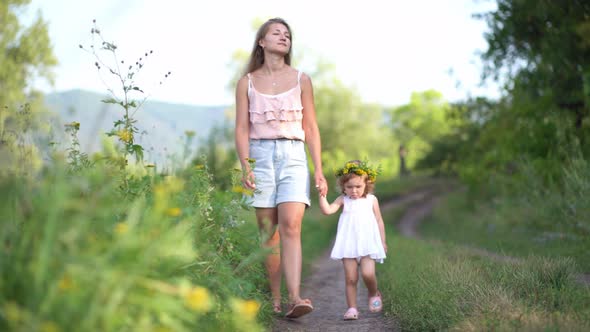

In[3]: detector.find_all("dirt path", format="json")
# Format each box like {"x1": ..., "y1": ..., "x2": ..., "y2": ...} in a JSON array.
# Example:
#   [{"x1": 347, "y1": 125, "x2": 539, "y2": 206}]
[{"x1": 271, "y1": 246, "x2": 399, "y2": 332}]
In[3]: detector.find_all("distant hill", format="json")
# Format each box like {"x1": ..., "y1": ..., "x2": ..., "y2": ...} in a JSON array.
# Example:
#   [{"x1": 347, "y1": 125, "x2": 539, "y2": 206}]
[{"x1": 45, "y1": 89, "x2": 231, "y2": 164}]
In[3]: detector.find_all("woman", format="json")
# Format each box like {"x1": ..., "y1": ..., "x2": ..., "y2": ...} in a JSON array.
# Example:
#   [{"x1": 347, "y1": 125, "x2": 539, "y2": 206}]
[{"x1": 234, "y1": 17, "x2": 327, "y2": 319}]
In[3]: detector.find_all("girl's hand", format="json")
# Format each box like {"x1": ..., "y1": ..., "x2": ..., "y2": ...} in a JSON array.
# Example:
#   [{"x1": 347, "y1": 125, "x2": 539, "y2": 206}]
[
  {"x1": 382, "y1": 242, "x2": 388, "y2": 253},
  {"x1": 241, "y1": 168, "x2": 256, "y2": 190},
  {"x1": 314, "y1": 172, "x2": 328, "y2": 196}
]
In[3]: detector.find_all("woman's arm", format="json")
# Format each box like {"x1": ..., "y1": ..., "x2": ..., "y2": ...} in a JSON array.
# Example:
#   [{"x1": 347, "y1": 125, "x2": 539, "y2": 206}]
[
  {"x1": 373, "y1": 196, "x2": 388, "y2": 252},
  {"x1": 235, "y1": 75, "x2": 255, "y2": 189},
  {"x1": 300, "y1": 73, "x2": 327, "y2": 196},
  {"x1": 318, "y1": 194, "x2": 343, "y2": 215}
]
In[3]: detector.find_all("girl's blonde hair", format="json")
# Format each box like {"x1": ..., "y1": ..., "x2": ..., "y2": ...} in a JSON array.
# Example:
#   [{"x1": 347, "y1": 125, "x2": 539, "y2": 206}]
[
  {"x1": 336, "y1": 160, "x2": 378, "y2": 197},
  {"x1": 337, "y1": 172, "x2": 375, "y2": 197}
]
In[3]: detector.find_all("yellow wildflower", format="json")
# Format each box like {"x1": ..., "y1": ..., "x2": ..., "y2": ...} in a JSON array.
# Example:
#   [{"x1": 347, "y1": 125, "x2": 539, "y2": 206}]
[
  {"x1": 3, "y1": 302, "x2": 22, "y2": 323},
  {"x1": 116, "y1": 129, "x2": 133, "y2": 143},
  {"x1": 184, "y1": 286, "x2": 213, "y2": 312},
  {"x1": 40, "y1": 321, "x2": 60, "y2": 332},
  {"x1": 165, "y1": 207, "x2": 182, "y2": 217},
  {"x1": 194, "y1": 164, "x2": 205, "y2": 169},
  {"x1": 230, "y1": 298, "x2": 260, "y2": 321},
  {"x1": 65, "y1": 122, "x2": 80, "y2": 130},
  {"x1": 114, "y1": 222, "x2": 128, "y2": 235},
  {"x1": 153, "y1": 327, "x2": 173, "y2": 332},
  {"x1": 164, "y1": 176, "x2": 184, "y2": 193},
  {"x1": 58, "y1": 274, "x2": 74, "y2": 291},
  {"x1": 232, "y1": 186, "x2": 253, "y2": 196}
]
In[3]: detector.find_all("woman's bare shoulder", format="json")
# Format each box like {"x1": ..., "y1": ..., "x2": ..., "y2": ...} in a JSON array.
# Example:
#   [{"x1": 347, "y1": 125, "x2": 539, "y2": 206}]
[{"x1": 236, "y1": 75, "x2": 250, "y2": 90}]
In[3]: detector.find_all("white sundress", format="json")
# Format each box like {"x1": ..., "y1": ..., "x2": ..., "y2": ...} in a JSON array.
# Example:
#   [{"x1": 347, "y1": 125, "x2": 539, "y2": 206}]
[{"x1": 330, "y1": 194, "x2": 387, "y2": 263}]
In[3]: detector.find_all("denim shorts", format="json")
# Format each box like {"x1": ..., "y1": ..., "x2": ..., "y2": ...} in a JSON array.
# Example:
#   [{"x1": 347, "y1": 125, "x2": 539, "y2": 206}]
[{"x1": 247, "y1": 139, "x2": 310, "y2": 208}]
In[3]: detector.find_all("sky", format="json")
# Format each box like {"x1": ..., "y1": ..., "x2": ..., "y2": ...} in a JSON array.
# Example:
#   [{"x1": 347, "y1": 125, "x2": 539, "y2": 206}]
[{"x1": 27, "y1": 0, "x2": 500, "y2": 107}]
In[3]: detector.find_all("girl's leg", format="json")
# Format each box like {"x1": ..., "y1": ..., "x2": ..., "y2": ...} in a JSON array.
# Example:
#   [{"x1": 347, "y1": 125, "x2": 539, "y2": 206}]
[
  {"x1": 342, "y1": 258, "x2": 359, "y2": 309},
  {"x1": 359, "y1": 256, "x2": 378, "y2": 297},
  {"x1": 255, "y1": 208, "x2": 281, "y2": 311},
  {"x1": 277, "y1": 202, "x2": 307, "y2": 304}
]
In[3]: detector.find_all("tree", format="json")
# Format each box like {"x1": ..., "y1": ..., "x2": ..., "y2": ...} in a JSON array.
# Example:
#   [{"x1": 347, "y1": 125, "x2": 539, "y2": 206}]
[
  {"x1": 0, "y1": 0, "x2": 56, "y2": 108},
  {"x1": 0, "y1": 0, "x2": 57, "y2": 176},
  {"x1": 479, "y1": 0, "x2": 590, "y2": 153},
  {"x1": 389, "y1": 90, "x2": 452, "y2": 169}
]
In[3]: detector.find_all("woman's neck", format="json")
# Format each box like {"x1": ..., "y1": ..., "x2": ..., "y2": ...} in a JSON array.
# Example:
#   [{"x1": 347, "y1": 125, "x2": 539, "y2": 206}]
[{"x1": 261, "y1": 54, "x2": 288, "y2": 75}]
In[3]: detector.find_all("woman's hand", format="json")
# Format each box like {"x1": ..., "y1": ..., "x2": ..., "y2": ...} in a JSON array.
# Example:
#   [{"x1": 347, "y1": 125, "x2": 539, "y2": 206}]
[
  {"x1": 314, "y1": 172, "x2": 328, "y2": 197},
  {"x1": 241, "y1": 168, "x2": 256, "y2": 190},
  {"x1": 382, "y1": 242, "x2": 388, "y2": 253}
]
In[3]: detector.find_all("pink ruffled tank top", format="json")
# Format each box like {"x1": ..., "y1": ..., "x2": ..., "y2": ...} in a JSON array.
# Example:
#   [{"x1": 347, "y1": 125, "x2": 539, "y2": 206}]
[{"x1": 247, "y1": 71, "x2": 305, "y2": 141}]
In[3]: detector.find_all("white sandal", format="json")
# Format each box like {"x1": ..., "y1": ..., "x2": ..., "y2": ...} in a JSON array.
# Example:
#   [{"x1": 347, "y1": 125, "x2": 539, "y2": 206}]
[{"x1": 343, "y1": 307, "x2": 359, "y2": 320}]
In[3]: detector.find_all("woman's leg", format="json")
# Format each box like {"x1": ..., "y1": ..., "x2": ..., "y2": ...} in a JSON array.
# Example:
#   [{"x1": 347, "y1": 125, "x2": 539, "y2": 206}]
[
  {"x1": 342, "y1": 258, "x2": 359, "y2": 308},
  {"x1": 277, "y1": 202, "x2": 306, "y2": 303},
  {"x1": 359, "y1": 256, "x2": 378, "y2": 296},
  {"x1": 255, "y1": 208, "x2": 281, "y2": 310}
]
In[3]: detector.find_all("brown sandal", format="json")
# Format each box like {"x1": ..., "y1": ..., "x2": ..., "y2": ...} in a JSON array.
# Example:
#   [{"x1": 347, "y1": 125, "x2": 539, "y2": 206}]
[{"x1": 285, "y1": 299, "x2": 313, "y2": 319}]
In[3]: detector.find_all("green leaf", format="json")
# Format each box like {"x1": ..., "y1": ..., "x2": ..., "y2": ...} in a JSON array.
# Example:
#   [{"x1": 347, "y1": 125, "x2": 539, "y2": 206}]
[{"x1": 101, "y1": 98, "x2": 119, "y2": 104}]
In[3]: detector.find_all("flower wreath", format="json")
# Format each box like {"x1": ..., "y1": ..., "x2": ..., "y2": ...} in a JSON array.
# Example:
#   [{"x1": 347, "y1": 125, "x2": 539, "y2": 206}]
[{"x1": 335, "y1": 160, "x2": 380, "y2": 182}]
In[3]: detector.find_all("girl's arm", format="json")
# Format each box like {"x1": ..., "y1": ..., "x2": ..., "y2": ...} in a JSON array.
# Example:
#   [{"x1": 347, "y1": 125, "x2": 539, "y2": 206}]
[
  {"x1": 234, "y1": 76, "x2": 255, "y2": 189},
  {"x1": 300, "y1": 73, "x2": 327, "y2": 196},
  {"x1": 372, "y1": 196, "x2": 388, "y2": 252},
  {"x1": 318, "y1": 194, "x2": 343, "y2": 215}
]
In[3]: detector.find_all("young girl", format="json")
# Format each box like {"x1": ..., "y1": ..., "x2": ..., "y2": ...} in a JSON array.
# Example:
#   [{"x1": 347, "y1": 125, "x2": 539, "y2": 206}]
[{"x1": 318, "y1": 160, "x2": 387, "y2": 320}]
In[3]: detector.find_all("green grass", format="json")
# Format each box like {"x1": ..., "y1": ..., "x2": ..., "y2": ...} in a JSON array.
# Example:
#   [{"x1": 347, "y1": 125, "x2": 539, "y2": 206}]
[
  {"x1": 375, "y1": 171, "x2": 443, "y2": 200},
  {"x1": 8, "y1": 156, "x2": 586, "y2": 332},
  {"x1": 376, "y1": 164, "x2": 590, "y2": 331},
  {"x1": 1, "y1": 164, "x2": 270, "y2": 332},
  {"x1": 420, "y1": 191, "x2": 590, "y2": 272},
  {"x1": 379, "y1": 232, "x2": 590, "y2": 331}
]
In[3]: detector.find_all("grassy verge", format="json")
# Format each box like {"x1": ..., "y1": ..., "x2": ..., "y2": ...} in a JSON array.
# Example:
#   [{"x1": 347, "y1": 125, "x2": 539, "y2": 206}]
[
  {"x1": 379, "y1": 232, "x2": 590, "y2": 331},
  {"x1": 376, "y1": 166, "x2": 590, "y2": 331},
  {"x1": 375, "y1": 171, "x2": 443, "y2": 200},
  {"x1": 1, "y1": 164, "x2": 272, "y2": 332},
  {"x1": 420, "y1": 190, "x2": 590, "y2": 272},
  {"x1": 418, "y1": 159, "x2": 590, "y2": 272}
]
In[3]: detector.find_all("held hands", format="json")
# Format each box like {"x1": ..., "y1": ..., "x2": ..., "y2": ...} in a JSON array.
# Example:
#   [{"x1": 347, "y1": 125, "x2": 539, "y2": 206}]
[{"x1": 314, "y1": 172, "x2": 328, "y2": 197}]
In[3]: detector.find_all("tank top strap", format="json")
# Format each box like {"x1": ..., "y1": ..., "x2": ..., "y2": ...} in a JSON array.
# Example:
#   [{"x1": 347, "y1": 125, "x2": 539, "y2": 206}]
[
  {"x1": 297, "y1": 70, "x2": 302, "y2": 83},
  {"x1": 246, "y1": 73, "x2": 252, "y2": 93}
]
